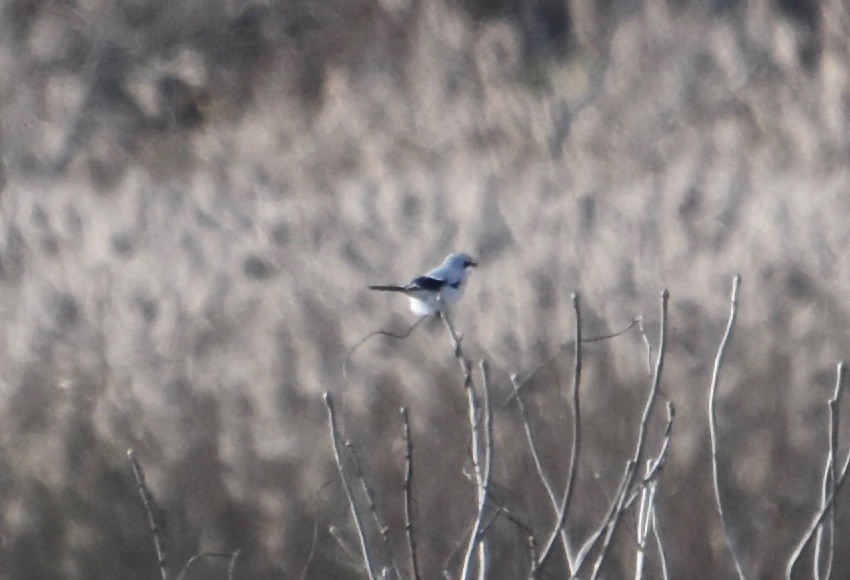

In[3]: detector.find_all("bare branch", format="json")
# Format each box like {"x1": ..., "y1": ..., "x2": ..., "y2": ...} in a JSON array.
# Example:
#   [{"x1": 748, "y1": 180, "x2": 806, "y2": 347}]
[
  {"x1": 299, "y1": 489, "x2": 327, "y2": 580},
  {"x1": 528, "y1": 534, "x2": 539, "y2": 577},
  {"x1": 503, "y1": 315, "x2": 642, "y2": 408},
  {"x1": 536, "y1": 292, "x2": 584, "y2": 573},
  {"x1": 228, "y1": 550, "x2": 241, "y2": 580},
  {"x1": 509, "y1": 373, "x2": 574, "y2": 567},
  {"x1": 460, "y1": 360, "x2": 495, "y2": 580},
  {"x1": 636, "y1": 316, "x2": 653, "y2": 377},
  {"x1": 127, "y1": 449, "x2": 170, "y2": 580},
  {"x1": 624, "y1": 402, "x2": 676, "y2": 511},
  {"x1": 708, "y1": 275, "x2": 747, "y2": 580},
  {"x1": 440, "y1": 309, "x2": 474, "y2": 390},
  {"x1": 323, "y1": 393, "x2": 378, "y2": 580},
  {"x1": 634, "y1": 462, "x2": 656, "y2": 580},
  {"x1": 568, "y1": 460, "x2": 635, "y2": 579},
  {"x1": 346, "y1": 441, "x2": 403, "y2": 580},
  {"x1": 589, "y1": 288, "x2": 669, "y2": 580},
  {"x1": 814, "y1": 362, "x2": 846, "y2": 580},
  {"x1": 786, "y1": 443, "x2": 850, "y2": 578},
  {"x1": 651, "y1": 502, "x2": 669, "y2": 580},
  {"x1": 635, "y1": 403, "x2": 675, "y2": 580},
  {"x1": 401, "y1": 407, "x2": 421, "y2": 580},
  {"x1": 329, "y1": 525, "x2": 361, "y2": 562},
  {"x1": 175, "y1": 551, "x2": 240, "y2": 580},
  {"x1": 343, "y1": 317, "x2": 427, "y2": 378}
]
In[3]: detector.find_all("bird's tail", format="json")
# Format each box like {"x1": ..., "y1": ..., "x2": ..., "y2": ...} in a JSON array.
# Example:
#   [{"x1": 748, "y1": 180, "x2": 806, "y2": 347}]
[{"x1": 368, "y1": 285, "x2": 409, "y2": 293}]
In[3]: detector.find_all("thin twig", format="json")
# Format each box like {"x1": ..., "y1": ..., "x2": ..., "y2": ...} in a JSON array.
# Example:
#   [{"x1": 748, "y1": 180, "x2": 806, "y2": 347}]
[
  {"x1": 323, "y1": 393, "x2": 378, "y2": 580},
  {"x1": 634, "y1": 461, "x2": 655, "y2": 580},
  {"x1": 589, "y1": 289, "x2": 669, "y2": 580},
  {"x1": 442, "y1": 519, "x2": 477, "y2": 578},
  {"x1": 624, "y1": 402, "x2": 676, "y2": 511},
  {"x1": 536, "y1": 292, "x2": 583, "y2": 573},
  {"x1": 786, "y1": 445, "x2": 850, "y2": 578},
  {"x1": 651, "y1": 503, "x2": 669, "y2": 580},
  {"x1": 127, "y1": 449, "x2": 170, "y2": 580},
  {"x1": 708, "y1": 275, "x2": 747, "y2": 580},
  {"x1": 343, "y1": 317, "x2": 427, "y2": 378},
  {"x1": 503, "y1": 316, "x2": 642, "y2": 407},
  {"x1": 460, "y1": 361, "x2": 494, "y2": 580},
  {"x1": 299, "y1": 489, "x2": 326, "y2": 580},
  {"x1": 636, "y1": 316, "x2": 653, "y2": 377},
  {"x1": 440, "y1": 309, "x2": 474, "y2": 389},
  {"x1": 529, "y1": 533, "x2": 539, "y2": 578},
  {"x1": 228, "y1": 550, "x2": 241, "y2": 580},
  {"x1": 175, "y1": 551, "x2": 240, "y2": 580},
  {"x1": 329, "y1": 525, "x2": 361, "y2": 561},
  {"x1": 509, "y1": 373, "x2": 575, "y2": 568},
  {"x1": 346, "y1": 441, "x2": 403, "y2": 580},
  {"x1": 568, "y1": 461, "x2": 635, "y2": 579},
  {"x1": 814, "y1": 362, "x2": 845, "y2": 580},
  {"x1": 634, "y1": 404, "x2": 675, "y2": 580},
  {"x1": 401, "y1": 407, "x2": 421, "y2": 580}
]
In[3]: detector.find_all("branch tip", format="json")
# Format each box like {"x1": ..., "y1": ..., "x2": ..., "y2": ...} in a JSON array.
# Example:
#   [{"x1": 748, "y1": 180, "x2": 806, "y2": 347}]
[{"x1": 731, "y1": 275, "x2": 741, "y2": 302}]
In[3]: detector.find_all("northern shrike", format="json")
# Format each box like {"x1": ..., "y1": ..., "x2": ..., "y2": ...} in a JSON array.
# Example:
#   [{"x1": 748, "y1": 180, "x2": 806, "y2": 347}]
[{"x1": 369, "y1": 252, "x2": 478, "y2": 316}]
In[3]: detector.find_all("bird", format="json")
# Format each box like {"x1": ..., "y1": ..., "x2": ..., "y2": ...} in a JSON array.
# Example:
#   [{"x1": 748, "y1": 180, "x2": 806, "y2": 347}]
[{"x1": 369, "y1": 252, "x2": 478, "y2": 316}]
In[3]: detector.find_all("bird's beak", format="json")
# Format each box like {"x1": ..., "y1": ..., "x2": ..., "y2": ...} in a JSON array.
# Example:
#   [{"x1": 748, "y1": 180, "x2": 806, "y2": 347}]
[{"x1": 468, "y1": 261, "x2": 478, "y2": 268}]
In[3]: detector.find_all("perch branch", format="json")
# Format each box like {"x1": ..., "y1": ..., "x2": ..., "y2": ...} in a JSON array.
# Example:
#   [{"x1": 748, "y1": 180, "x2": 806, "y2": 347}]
[
  {"x1": 460, "y1": 361, "x2": 494, "y2": 580},
  {"x1": 401, "y1": 407, "x2": 422, "y2": 580}
]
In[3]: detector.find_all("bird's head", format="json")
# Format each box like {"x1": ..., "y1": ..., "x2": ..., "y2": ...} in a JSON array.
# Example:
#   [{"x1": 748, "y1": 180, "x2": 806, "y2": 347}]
[{"x1": 445, "y1": 252, "x2": 478, "y2": 272}]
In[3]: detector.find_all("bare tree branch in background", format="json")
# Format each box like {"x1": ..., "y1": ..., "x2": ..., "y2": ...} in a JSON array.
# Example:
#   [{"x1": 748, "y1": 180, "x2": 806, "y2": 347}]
[
  {"x1": 786, "y1": 440, "x2": 850, "y2": 578},
  {"x1": 323, "y1": 393, "x2": 378, "y2": 580},
  {"x1": 535, "y1": 292, "x2": 583, "y2": 573},
  {"x1": 127, "y1": 449, "x2": 170, "y2": 580},
  {"x1": 708, "y1": 275, "x2": 747, "y2": 580},
  {"x1": 346, "y1": 441, "x2": 403, "y2": 580},
  {"x1": 651, "y1": 503, "x2": 669, "y2": 580},
  {"x1": 814, "y1": 362, "x2": 846, "y2": 580},
  {"x1": 503, "y1": 316, "x2": 642, "y2": 407},
  {"x1": 624, "y1": 402, "x2": 675, "y2": 511},
  {"x1": 227, "y1": 550, "x2": 241, "y2": 580},
  {"x1": 460, "y1": 360, "x2": 494, "y2": 580},
  {"x1": 568, "y1": 461, "x2": 635, "y2": 579},
  {"x1": 343, "y1": 317, "x2": 428, "y2": 378},
  {"x1": 175, "y1": 551, "x2": 241, "y2": 580},
  {"x1": 634, "y1": 460, "x2": 657, "y2": 580},
  {"x1": 401, "y1": 407, "x2": 422, "y2": 580},
  {"x1": 636, "y1": 316, "x2": 654, "y2": 377},
  {"x1": 510, "y1": 372, "x2": 574, "y2": 568},
  {"x1": 589, "y1": 289, "x2": 669, "y2": 580}
]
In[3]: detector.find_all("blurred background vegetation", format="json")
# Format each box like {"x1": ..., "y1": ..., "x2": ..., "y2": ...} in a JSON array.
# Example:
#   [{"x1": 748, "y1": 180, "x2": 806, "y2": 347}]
[{"x1": 1, "y1": 0, "x2": 850, "y2": 577}]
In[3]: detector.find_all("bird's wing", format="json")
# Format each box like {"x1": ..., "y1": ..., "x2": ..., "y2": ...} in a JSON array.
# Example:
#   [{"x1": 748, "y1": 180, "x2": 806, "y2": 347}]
[{"x1": 406, "y1": 276, "x2": 447, "y2": 292}]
